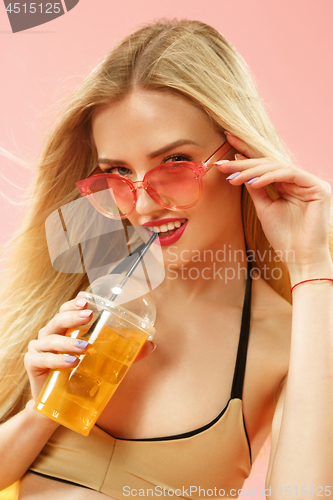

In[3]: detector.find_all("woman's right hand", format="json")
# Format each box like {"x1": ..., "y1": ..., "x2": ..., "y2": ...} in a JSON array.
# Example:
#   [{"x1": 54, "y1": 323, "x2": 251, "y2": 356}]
[
  {"x1": 0, "y1": 300, "x2": 91, "y2": 489},
  {"x1": 24, "y1": 298, "x2": 93, "y2": 402},
  {"x1": 24, "y1": 298, "x2": 156, "y2": 402}
]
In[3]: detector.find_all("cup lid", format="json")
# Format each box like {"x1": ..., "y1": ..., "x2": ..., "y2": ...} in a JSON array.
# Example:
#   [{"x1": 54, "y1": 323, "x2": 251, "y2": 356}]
[{"x1": 83, "y1": 274, "x2": 156, "y2": 338}]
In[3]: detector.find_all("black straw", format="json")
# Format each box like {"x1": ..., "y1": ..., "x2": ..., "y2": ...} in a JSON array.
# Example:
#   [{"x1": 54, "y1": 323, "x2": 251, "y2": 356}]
[
  {"x1": 108, "y1": 232, "x2": 158, "y2": 301},
  {"x1": 82, "y1": 232, "x2": 158, "y2": 338}
]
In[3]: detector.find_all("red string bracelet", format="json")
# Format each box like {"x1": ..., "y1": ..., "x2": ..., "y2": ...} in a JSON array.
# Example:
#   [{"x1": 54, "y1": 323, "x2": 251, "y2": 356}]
[{"x1": 291, "y1": 278, "x2": 333, "y2": 293}]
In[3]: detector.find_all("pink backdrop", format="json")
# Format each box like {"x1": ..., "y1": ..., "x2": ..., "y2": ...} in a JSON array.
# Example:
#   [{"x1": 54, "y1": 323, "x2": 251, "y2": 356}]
[{"x1": 1, "y1": 0, "x2": 332, "y2": 491}]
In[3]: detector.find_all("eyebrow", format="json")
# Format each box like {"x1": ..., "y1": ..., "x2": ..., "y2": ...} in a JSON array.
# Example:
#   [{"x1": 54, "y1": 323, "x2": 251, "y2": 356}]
[{"x1": 97, "y1": 139, "x2": 199, "y2": 165}]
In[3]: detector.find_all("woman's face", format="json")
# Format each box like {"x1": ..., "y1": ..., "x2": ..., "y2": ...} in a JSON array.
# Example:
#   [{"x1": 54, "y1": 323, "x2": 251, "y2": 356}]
[{"x1": 91, "y1": 90, "x2": 243, "y2": 268}]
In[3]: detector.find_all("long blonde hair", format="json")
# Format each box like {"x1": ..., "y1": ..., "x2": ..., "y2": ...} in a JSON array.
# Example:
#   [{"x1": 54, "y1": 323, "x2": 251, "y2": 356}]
[{"x1": 1, "y1": 19, "x2": 332, "y2": 420}]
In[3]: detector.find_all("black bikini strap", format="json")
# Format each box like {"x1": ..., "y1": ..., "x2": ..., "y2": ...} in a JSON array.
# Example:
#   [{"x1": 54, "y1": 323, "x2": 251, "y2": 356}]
[{"x1": 230, "y1": 258, "x2": 252, "y2": 400}]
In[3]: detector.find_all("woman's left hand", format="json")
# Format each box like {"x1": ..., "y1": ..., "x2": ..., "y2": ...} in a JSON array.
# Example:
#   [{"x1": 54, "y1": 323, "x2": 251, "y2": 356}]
[{"x1": 217, "y1": 133, "x2": 332, "y2": 270}]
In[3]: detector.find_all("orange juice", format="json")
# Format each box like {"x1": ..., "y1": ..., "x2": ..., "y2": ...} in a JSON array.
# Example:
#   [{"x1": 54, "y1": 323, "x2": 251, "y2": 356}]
[{"x1": 35, "y1": 323, "x2": 148, "y2": 436}]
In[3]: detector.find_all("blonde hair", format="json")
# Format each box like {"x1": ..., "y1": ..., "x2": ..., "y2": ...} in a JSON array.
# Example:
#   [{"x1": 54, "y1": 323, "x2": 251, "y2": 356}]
[{"x1": 0, "y1": 19, "x2": 332, "y2": 420}]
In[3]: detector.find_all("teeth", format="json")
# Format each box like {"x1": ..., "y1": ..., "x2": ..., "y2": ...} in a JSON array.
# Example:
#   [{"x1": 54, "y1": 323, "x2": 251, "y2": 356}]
[{"x1": 147, "y1": 219, "x2": 187, "y2": 233}]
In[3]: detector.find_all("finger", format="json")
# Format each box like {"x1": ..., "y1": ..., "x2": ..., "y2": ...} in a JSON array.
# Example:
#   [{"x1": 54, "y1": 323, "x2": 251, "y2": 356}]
[
  {"x1": 216, "y1": 157, "x2": 287, "y2": 174},
  {"x1": 242, "y1": 167, "x2": 326, "y2": 195},
  {"x1": 24, "y1": 351, "x2": 79, "y2": 376},
  {"x1": 134, "y1": 341, "x2": 156, "y2": 363},
  {"x1": 276, "y1": 183, "x2": 332, "y2": 207},
  {"x1": 38, "y1": 309, "x2": 93, "y2": 339},
  {"x1": 274, "y1": 182, "x2": 297, "y2": 202},
  {"x1": 224, "y1": 132, "x2": 263, "y2": 158},
  {"x1": 28, "y1": 334, "x2": 89, "y2": 355},
  {"x1": 219, "y1": 161, "x2": 288, "y2": 184},
  {"x1": 219, "y1": 158, "x2": 330, "y2": 202},
  {"x1": 244, "y1": 183, "x2": 274, "y2": 220},
  {"x1": 59, "y1": 297, "x2": 88, "y2": 313}
]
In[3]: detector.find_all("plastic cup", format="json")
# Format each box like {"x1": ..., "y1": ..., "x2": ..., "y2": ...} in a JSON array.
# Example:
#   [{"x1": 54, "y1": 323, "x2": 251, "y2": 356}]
[{"x1": 34, "y1": 275, "x2": 156, "y2": 436}]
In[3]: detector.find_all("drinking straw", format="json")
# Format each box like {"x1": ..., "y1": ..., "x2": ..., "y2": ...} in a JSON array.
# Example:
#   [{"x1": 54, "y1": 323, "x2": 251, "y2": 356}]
[
  {"x1": 82, "y1": 232, "x2": 158, "y2": 337},
  {"x1": 108, "y1": 232, "x2": 158, "y2": 301}
]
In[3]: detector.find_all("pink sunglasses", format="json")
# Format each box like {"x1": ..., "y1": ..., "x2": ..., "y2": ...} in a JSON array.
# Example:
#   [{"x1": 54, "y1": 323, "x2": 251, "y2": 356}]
[{"x1": 76, "y1": 141, "x2": 232, "y2": 220}]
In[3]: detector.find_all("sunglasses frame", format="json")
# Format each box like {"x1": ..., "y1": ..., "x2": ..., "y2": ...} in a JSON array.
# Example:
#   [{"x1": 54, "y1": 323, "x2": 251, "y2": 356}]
[{"x1": 76, "y1": 141, "x2": 232, "y2": 219}]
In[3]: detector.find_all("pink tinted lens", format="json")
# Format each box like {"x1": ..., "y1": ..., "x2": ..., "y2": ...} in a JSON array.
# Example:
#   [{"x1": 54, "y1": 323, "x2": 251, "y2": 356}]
[
  {"x1": 88, "y1": 175, "x2": 134, "y2": 218},
  {"x1": 147, "y1": 163, "x2": 201, "y2": 208}
]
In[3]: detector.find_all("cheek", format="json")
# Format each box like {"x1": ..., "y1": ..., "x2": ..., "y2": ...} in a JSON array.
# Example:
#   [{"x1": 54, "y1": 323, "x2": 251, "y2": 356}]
[
  {"x1": 200, "y1": 173, "x2": 233, "y2": 212},
  {"x1": 196, "y1": 176, "x2": 242, "y2": 231},
  {"x1": 125, "y1": 213, "x2": 140, "y2": 227}
]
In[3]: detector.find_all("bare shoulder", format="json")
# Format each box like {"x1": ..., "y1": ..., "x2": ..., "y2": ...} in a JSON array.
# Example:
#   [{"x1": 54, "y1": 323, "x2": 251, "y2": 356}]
[{"x1": 251, "y1": 272, "x2": 292, "y2": 362}]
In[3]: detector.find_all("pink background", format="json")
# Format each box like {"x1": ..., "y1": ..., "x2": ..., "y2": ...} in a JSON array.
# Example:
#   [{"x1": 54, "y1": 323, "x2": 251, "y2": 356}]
[{"x1": 0, "y1": 0, "x2": 332, "y2": 490}]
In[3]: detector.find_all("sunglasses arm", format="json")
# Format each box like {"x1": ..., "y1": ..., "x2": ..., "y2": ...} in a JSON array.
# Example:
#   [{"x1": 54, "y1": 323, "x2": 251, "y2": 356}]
[{"x1": 203, "y1": 141, "x2": 232, "y2": 173}]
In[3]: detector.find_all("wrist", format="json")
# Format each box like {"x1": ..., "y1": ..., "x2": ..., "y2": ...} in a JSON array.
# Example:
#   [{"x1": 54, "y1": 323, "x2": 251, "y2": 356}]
[
  {"x1": 287, "y1": 254, "x2": 333, "y2": 285},
  {"x1": 25, "y1": 399, "x2": 60, "y2": 431}
]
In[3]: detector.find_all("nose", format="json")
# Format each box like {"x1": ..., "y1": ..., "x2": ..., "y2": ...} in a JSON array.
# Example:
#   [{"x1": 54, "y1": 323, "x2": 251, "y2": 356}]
[{"x1": 134, "y1": 186, "x2": 162, "y2": 216}]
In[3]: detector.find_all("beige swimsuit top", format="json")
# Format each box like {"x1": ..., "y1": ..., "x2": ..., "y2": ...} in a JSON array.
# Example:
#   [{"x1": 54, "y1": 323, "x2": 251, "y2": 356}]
[{"x1": 29, "y1": 266, "x2": 253, "y2": 499}]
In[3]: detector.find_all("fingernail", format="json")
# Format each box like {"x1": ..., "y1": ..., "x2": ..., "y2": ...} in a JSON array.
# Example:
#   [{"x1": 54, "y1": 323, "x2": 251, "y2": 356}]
[
  {"x1": 224, "y1": 131, "x2": 231, "y2": 136},
  {"x1": 150, "y1": 341, "x2": 157, "y2": 353},
  {"x1": 215, "y1": 160, "x2": 230, "y2": 165},
  {"x1": 234, "y1": 154, "x2": 244, "y2": 160},
  {"x1": 247, "y1": 177, "x2": 260, "y2": 184},
  {"x1": 75, "y1": 339, "x2": 89, "y2": 349},
  {"x1": 64, "y1": 355, "x2": 77, "y2": 363},
  {"x1": 226, "y1": 172, "x2": 241, "y2": 180},
  {"x1": 79, "y1": 309, "x2": 93, "y2": 318},
  {"x1": 76, "y1": 299, "x2": 87, "y2": 308}
]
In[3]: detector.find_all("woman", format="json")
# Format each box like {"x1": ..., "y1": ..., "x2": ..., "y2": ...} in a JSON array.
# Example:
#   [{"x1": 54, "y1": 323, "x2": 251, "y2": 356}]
[{"x1": 0, "y1": 19, "x2": 332, "y2": 499}]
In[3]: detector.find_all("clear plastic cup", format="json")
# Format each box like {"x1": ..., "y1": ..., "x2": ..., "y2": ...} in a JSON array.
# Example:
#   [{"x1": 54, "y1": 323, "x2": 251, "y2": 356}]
[{"x1": 34, "y1": 275, "x2": 156, "y2": 436}]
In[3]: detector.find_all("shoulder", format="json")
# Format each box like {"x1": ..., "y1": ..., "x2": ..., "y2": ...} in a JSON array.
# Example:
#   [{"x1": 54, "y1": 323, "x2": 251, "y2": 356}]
[
  {"x1": 242, "y1": 274, "x2": 291, "y2": 459},
  {"x1": 248, "y1": 277, "x2": 291, "y2": 478},
  {"x1": 250, "y1": 273, "x2": 292, "y2": 367}
]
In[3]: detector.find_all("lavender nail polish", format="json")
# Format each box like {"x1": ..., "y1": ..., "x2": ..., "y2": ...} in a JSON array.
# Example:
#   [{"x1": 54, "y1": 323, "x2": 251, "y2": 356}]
[
  {"x1": 75, "y1": 339, "x2": 89, "y2": 349},
  {"x1": 226, "y1": 172, "x2": 241, "y2": 180},
  {"x1": 247, "y1": 177, "x2": 260, "y2": 184},
  {"x1": 65, "y1": 355, "x2": 77, "y2": 363}
]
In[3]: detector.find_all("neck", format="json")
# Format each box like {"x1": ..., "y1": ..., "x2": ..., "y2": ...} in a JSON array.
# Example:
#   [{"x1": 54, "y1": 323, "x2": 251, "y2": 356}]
[{"x1": 154, "y1": 234, "x2": 250, "y2": 307}]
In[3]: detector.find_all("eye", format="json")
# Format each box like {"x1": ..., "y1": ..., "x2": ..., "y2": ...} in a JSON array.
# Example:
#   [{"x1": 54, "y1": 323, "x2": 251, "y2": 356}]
[
  {"x1": 163, "y1": 154, "x2": 193, "y2": 164},
  {"x1": 101, "y1": 165, "x2": 132, "y2": 176}
]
